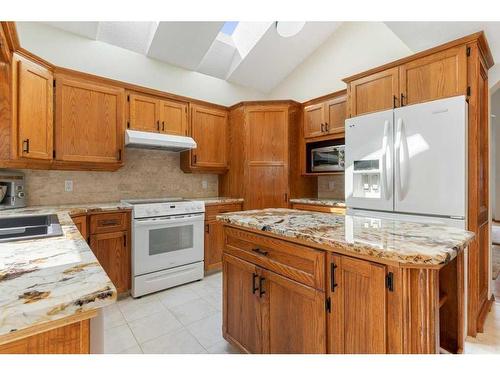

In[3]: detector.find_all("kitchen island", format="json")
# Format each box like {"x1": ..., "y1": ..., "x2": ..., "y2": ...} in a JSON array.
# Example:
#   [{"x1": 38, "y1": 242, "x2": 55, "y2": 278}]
[
  {"x1": 217, "y1": 209, "x2": 474, "y2": 354},
  {"x1": 0, "y1": 203, "x2": 128, "y2": 354}
]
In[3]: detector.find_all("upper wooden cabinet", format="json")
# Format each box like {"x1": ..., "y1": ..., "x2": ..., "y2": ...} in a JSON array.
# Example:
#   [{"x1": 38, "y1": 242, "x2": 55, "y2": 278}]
[
  {"x1": 181, "y1": 104, "x2": 228, "y2": 173},
  {"x1": 55, "y1": 75, "x2": 125, "y2": 164},
  {"x1": 128, "y1": 93, "x2": 188, "y2": 136},
  {"x1": 13, "y1": 55, "x2": 53, "y2": 160},
  {"x1": 303, "y1": 92, "x2": 347, "y2": 139},
  {"x1": 347, "y1": 67, "x2": 399, "y2": 117},
  {"x1": 399, "y1": 45, "x2": 467, "y2": 106},
  {"x1": 129, "y1": 93, "x2": 159, "y2": 133}
]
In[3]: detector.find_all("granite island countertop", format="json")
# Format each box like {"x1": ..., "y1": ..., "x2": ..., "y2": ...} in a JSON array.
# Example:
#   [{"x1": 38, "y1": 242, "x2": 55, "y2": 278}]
[
  {"x1": 201, "y1": 197, "x2": 244, "y2": 206},
  {"x1": 289, "y1": 198, "x2": 346, "y2": 208},
  {"x1": 0, "y1": 202, "x2": 129, "y2": 338},
  {"x1": 217, "y1": 208, "x2": 474, "y2": 266}
]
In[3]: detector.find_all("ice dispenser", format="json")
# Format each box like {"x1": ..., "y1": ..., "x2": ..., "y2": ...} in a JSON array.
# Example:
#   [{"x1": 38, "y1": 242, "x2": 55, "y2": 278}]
[{"x1": 352, "y1": 160, "x2": 381, "y2": 199}]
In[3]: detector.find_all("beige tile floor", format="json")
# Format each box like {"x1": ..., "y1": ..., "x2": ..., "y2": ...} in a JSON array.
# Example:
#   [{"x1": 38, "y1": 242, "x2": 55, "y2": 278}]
[{"x1": 103, "y1": 271, "x2": 500, "y2": 354}]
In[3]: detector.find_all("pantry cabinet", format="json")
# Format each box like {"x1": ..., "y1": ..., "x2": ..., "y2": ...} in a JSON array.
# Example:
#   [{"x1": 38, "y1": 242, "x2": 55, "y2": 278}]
[
  {"x1": 327, "y1": 253, "x2": 387, "y2": 354},
  {"x1": 13, "y1": 54, "x2": 53, "y2": 160},
  {"x1": 303, "y1": 92, "x2": 347, "y2": 139},
  {"x1": 55, "y1": 75, "x2": 125, "y2": 165}
]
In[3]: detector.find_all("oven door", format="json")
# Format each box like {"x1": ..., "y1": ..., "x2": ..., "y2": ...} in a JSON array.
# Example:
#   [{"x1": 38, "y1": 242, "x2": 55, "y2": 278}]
[
  {"x1": 311, "y1": 146, "x2": 344, "y2": 172},
  {"x1": 133, "y1": 213, "x2": 204, "y2": 276}
]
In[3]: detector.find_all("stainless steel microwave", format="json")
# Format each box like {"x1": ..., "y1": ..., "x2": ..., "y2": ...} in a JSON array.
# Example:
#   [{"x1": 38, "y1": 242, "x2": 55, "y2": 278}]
[{"x1": 311, "y1": 145, "x2": 345, "y2": 172}]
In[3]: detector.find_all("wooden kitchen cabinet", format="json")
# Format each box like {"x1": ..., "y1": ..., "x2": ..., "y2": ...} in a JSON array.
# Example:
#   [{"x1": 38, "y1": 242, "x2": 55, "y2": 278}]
[
  {"x1": 399, "y1": 45, "x2": 467, "y2": 106},
  {"x1": 204, "y1": 202, "x2": 243, "y2": 272},
  {"x1": 54, "y1": 74, "x2": 125, "y2": 165},
  {"x1": 13, "y1": 54, "x2": 53, "y2": 161},
  {"x1": 71, "y1": 214, "x2": 88, "y2": 242},
  {"x1": 222, "y1": 254, "x2": 326, "y2": 354},
  {"x1": 181, "y1": 104, "x2": 228, "y2": 173},
  {"x1": 347, "y1": 67, "x2": 399, "y2": 117},
  {"x1": 159, "y1": 99, "x2": 188, "y2": 136},
  {"x1": 223, "y1": 254, "x2": 263, "y2": 354},
  {"x1": 129, "y1": 93, "x2": 160, "y2": 133},
  {"x1": 88, "y1": 210, "x2": 131, "y2": 294},
  {"x1": 303, "y1": 92, "x2": 347, "y2": 139},
  {"x1": 327, "y1": 253, "x2": 387, "y2": 354}
]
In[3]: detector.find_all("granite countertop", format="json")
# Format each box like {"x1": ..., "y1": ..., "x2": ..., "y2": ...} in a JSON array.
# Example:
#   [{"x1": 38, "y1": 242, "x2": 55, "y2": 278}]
[
  {"x1": 289, "y1": 198, "x2": 346, "y2": 208},
  {"x1": 217, "y1": 208, "x2": 474, "y2": 266},
  {"x1": 201, "y1": 197, "x2": 244, "y2": 206},
  {"x1": 0, "y1": 203, "x2": 128, "y2": 337}
]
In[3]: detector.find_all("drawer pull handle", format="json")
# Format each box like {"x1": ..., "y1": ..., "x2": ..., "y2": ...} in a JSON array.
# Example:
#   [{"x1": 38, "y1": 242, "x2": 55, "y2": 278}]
[
  {"x1": 99, "y1": 219, "x2": 119, "y2": 226},
  {"x1": 331, "y1": 262, "x2": 338, "y2": 292},
  {"x1": 259, "y1": 277, "x2": 266, "y2": 297},
  {"x1": 252, "y1": 273, "x2": 259, "y2": 294},
  {"x1": 252, "y1": 247, "x2": 268, "y2": 256}
]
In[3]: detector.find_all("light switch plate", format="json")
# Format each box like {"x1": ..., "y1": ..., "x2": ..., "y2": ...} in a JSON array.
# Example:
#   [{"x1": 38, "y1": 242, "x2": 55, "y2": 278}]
[{"x1": 65, "y1": 180, "x2": 73, "y2": 192}]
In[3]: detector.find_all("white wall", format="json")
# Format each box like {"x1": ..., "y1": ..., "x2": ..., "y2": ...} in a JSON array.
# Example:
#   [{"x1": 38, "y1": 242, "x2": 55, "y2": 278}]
[
  {"x1": 268, "y1": 22, "x2": 412, "y2": 102},
  {"x1": 16, "y1": 22, "x2": 267, "y2": 106}
]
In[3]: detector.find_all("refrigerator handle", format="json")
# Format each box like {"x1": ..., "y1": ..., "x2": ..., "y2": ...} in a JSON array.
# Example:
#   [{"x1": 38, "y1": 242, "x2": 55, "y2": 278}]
[
  {"x1": 382, "y1": 120, "x2": 392, "y2": 200},
  {"x1": 395, "y1": 118, "x2": 403, "y2": 200}
]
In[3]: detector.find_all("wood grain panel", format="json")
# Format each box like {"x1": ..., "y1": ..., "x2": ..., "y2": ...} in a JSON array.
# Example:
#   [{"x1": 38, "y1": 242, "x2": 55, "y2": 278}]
[
  {"x1": 224, "y1": 226, "x2": 325, "y2": 291},
  {"x1": 291, "y1": 203, "x2": 345, "y2": 215},
  {"x1": 55, "y1": 74, "x2": 124, "y2": 164},
  {"x1": 71, "y1": 214, "x2": 88, "y2": 242},
  {"x1": 0, "y1": 319, "x2": 90, "y2": 354},
  {"x1": 223, "y1": 254, "x2": 262, "y2": 354},
  {"x1": 400, "y1": 45, "x2": 467, "y2": 106},
  {"x1": 328, "y1": 253, "x2": 387, "y2": 353},
  {"x1": 129, "y1": 93, "x2": 159, "y2": 133},
  {"x1": 204, "y1": 220, "x2": 225, "y2": 272},
  {"x1": 90, "y1": 231, "x2": 130, "y2": 293},
  {"x1": 325, "y1": 94, "x2": 347, "y2": 135},
  {"x1": 14, "y1": 55, "x2": 53, "y2": 160},
  {"x1": 262, "y1": 269, "x2": 326, "y2": 353},
  {"x1": 89, "y1": 211, "x2": 128, "y2": 234},
  {"x1": 303, "y1": 102, "x2": 324, "y2": 139},
  {"x1": 160, "y1": 99, "x2": 188, "y2": 136},
  {"x1": 246, "y1": 166, "x2": 287, "y2": 209},
  {"x1": 348, "y1": 67, "x2": 399, "y2": 116}
]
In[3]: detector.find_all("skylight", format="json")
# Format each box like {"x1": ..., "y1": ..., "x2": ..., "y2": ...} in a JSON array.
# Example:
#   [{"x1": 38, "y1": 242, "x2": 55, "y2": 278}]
[{"x1": 220, "y1": 21, "x2": 238, "y2": 35}]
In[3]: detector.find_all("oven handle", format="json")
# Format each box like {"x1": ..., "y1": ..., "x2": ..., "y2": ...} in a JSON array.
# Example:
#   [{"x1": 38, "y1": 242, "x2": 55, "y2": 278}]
[{"x1": 134, "y1": 213, "x2": 205, "y2": 226}]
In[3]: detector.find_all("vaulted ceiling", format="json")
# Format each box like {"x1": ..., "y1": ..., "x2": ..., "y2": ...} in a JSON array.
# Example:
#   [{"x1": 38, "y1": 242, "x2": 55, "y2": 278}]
[
  {"x1": 42, "y1": 21, "x2": 341, "y2": 93},
  {"x1": 41, "y1": 21, "x2": 500, "y2": 94}
]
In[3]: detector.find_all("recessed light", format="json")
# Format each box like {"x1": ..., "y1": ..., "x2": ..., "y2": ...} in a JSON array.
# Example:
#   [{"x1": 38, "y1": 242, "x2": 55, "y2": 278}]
[{"x1": 276, "y1": 22, "x2": 305, "y2": 38}]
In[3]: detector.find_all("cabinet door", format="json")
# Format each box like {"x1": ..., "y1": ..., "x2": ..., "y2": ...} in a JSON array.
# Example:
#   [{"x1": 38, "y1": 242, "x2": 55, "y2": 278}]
[
  {"x1": 191, "y1": 104, "x2": 228, "y2": 168},
  {"x1": 325, "y1": 95, "x2": 347, "y2": 135},
  {"x1": 15, "y1": 56, "x2": 53, "y2": 160},
  {"x1": 303, "y1": 103, "x2": 325, "y2": 138},
  {"x1": 90, "y1": 231, "x2": 130, "y2": 293},
  {"x1": 204, "y1": 220, "x2": 224, "y2": 272},
  {"x1": 159, "y1": 99, "x2": 188, "y2": 136},
  {"x1": 71, "y1": 215, "x2": 88, "y2": 242},
  {"x1": 129, "y1": 93, "x2": 160, "y2": 133},
  {"x1": 223, "y1": 254, "x2": 263, "y2": 353},
  {"x1": 400, "y1": 45, "x2": 467, "y2": 106},
  {"x1": 348, "y1": 67, "x2": 399, "y2": 116},
  {"x1": 246, "y1": 166, "x2": 287, "y2": 209},
  {"x1": 55, "y1": 76, "x2": 124, "y2": 164},
  {"x1": 327, "y1": 253, "x2": 387, "y2": 353},
  {"x1": 261, "y1": 269, "x2": 326, "y2": 354}
]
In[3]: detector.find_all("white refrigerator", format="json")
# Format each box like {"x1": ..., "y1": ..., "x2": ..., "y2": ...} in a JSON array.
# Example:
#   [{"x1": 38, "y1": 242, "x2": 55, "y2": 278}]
[{"x1": 345, "y1": 95, "x2": 468, "y2": 229}]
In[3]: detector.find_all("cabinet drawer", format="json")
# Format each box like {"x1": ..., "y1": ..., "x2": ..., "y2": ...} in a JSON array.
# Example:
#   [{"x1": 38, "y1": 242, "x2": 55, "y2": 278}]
[
  {"x1": 89, "y1": 211, "x2": 128, "y2": 234},
  {"x1": 224, "y1": 227, "x2": 325, "y2": 290},
  {"x1": 206, "y1": 203, "x2": 242, "y2": 221}
]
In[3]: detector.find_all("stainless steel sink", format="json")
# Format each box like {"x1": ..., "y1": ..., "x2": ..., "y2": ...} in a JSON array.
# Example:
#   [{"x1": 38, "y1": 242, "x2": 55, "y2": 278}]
[{"x1": 0, "y1": 214, "x2": 63, "y2": 242}]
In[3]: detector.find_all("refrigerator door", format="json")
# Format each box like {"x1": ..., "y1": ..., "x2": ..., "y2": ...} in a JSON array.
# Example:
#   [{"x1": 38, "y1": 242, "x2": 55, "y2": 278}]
[
  {"x1": 394, "y1": 95, "x2": 467, "y2": 218},
  {"x1": 345, "y1": 109, "x2": 394, "y2": 212}
]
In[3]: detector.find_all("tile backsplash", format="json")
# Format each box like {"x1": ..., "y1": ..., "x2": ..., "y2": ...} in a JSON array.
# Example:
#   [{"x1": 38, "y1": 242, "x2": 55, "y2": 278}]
[
  {"x1": 23, "y1": 149, "x2": 218, "y2": 206},
  {"x1": 317, "y1": 174, "x2": 345, "y2": 199}
]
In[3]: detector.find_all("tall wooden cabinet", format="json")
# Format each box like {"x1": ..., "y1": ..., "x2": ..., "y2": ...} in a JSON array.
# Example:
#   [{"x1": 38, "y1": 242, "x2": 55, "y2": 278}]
[
  {"x1": 343, "y1": 32, "x2": 494, "y2": 337},
  {"x1": 220, "y1": 102, "x2": 316, "y2": 210}
]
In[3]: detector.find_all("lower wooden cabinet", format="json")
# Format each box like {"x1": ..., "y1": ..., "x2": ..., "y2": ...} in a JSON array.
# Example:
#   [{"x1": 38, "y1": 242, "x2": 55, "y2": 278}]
[
  {"x1": 70, "y1": 214, "x2": 88, "y2": 241},
  {"x1": 327, "y1": 253, "x2": 387, "y2": 354},
  {"x1": 222, "y1": 254, "x2": 326, "y2": 354},
  {"x1": 90, "y1": 230, "x2": 130, "y2": 294}
]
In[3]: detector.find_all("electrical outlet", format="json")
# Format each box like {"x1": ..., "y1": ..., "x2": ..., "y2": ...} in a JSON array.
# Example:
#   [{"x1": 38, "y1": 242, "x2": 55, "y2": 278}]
[
  {"x1": 65, "y1": 180, "x2": 73, "y2": 192},
  {"x1": 202, "y1": 180, "x2": 208, "y2": 190},
  {"x1": 328, "y1": 181, "x2": 335, "y2": 190}
]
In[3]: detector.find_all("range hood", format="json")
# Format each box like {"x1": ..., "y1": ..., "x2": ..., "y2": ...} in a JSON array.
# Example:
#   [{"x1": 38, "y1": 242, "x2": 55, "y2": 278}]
[{"x1": 125, "y1": 130, "x2": 197, "y2": 152}]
